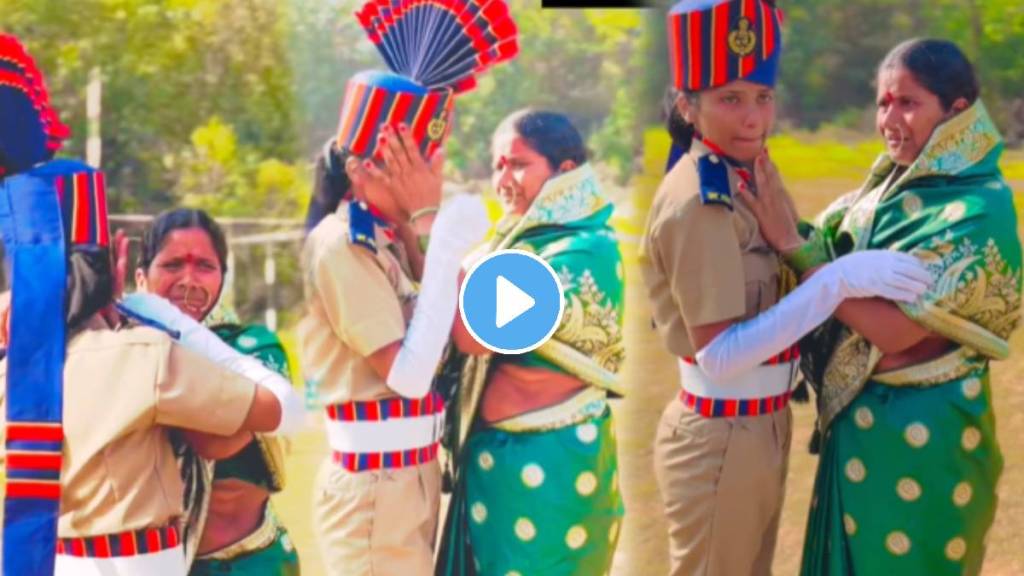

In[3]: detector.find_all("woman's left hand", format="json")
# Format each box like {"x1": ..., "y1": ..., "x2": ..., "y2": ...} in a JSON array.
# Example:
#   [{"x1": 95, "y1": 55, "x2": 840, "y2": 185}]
[
  {"x1": 111, "y1": 229, "x2": 129, "y2": 299},
  {"x1": 380, "y1": 124, "x2": 444, "y2": 229},
  {"x1": 102, "y1": 229, "x2": 130, "y2": 326},
  {"x1": 736, "y1": 152, "x2": 803, "y2": 253}
]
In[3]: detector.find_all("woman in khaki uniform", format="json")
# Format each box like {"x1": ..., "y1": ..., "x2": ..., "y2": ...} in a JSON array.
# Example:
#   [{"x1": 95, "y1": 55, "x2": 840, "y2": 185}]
[
  {"x1": 0, "y1": 167, "x2": 297, "y2": 576},
  {"x1": 300, "y1": 123, "x2": 487, "y2": 574},
  {"x1": 299, "y1": 3, "x2": 515, "y2": 572},
  {"x1": 641, "y1": 2, "x2": 932, "y2": 575},
  {"x1": 0, "y1": 37, "x2": 300, "y2": 574}
]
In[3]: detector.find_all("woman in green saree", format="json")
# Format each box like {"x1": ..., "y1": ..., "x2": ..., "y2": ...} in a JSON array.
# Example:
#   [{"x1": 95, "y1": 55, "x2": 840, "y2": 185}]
[
  {"x1": 436, "y1": 110, "x2": 625, "y2": 576},
  {"x1": 739, "y1": 39, "x2": 1021, "y2": 575},
  {"x1": 134, "y1": 209, "x2": 300, "y2": 575}
]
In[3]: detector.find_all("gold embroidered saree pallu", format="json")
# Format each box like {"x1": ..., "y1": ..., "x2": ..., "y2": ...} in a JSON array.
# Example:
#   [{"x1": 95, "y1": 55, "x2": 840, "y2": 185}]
[
  {"x1": 436, "y1": 164, "x2": 625, "y2": 575},
  {"x1": 799, "y1": 101, "x2": 1021, "y2": 575}
]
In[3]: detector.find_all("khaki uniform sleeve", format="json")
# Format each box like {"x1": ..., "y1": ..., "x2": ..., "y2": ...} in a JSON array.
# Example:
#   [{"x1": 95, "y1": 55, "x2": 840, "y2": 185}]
[
  {"x1": 651, "y1": 200, "x2": 745, "y2": 327},
  {"x1": 313, "y1": 242, "x2": 406, "y2": 357},
  {"x1": 155, "y1": 342, "x2": 258, "y2": 436}
]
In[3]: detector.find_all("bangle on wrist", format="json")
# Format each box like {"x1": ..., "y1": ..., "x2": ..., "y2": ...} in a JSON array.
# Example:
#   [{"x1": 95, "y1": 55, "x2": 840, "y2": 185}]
[
  {"x1": 783, "y1": 238, "x2": 830, "y2": 275},
  {"x1": 408, "y1": 206, "x2": 439, "y2": 225}
]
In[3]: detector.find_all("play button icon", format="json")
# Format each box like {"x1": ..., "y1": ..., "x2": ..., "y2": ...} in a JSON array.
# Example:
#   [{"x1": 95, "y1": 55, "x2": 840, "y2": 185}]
[
  {"x1": 460, "y1": 249, "x2": 565, "y2": 354},
  {"x1": 495, "y1": 276, "x2": 535, "y2": 328}
]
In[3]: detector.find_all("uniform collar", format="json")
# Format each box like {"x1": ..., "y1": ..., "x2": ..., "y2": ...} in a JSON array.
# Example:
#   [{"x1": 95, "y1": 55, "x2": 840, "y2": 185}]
[
  {"x1": 693, "y1": 136, "x2": 755, "y2": 184},
  {"x1": 338, "y1": 199, "x2": 396, "y2": 242}
]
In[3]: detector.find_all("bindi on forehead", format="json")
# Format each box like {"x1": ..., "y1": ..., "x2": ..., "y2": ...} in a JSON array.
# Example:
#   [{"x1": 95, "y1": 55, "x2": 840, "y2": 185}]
[{"x1": 158, "y1": 243, "x2": 219, "y2": 265}]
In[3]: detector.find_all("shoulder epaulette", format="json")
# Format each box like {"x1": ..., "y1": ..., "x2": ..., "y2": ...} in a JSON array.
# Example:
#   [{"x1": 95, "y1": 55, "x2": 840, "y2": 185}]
[
  {"x1": 696, "y1": 152, "x2": 733, "y2": 211},
  {"x1": 348, "y1": 201, "x2": 378, "y2": 254}
]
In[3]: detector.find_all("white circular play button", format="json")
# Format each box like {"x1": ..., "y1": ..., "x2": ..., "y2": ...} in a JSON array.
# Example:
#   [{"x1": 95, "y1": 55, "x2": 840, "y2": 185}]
[{"x1": 460, "y1": 249, "x2": 565, "y2": 354}]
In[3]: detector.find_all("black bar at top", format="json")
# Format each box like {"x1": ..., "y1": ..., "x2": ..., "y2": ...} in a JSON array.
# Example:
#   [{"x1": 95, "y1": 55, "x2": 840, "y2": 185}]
[{"x1": 542, "y1": 0, "x2": 652, "y2": 8}]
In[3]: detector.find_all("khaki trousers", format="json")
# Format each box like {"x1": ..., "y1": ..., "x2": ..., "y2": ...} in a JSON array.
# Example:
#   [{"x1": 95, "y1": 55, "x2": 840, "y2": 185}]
[
  {"x1": 653, "y1": 398, "x2": 791, "y2": 576},
  {"x1": 313, "y1": 457, "x2": 440, "y2": 576}
]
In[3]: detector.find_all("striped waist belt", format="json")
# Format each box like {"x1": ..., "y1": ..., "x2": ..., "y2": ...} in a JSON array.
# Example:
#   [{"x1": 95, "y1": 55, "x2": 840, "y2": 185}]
[
  {"x1": 677, "y1": 351, "x2": 797, "y2": 418},
  {"x1": 332, "y1": 443, "x2": 440, "y2": 472},
  {"x1": 56, "y1": 525, "x2": 180, "y2": 558},
  {"x1": 325, "y1": 391, "x2": 445, "y2": 473},
  {"x1": 679, "y1": 389, "x2": 793, "y2": 418}
]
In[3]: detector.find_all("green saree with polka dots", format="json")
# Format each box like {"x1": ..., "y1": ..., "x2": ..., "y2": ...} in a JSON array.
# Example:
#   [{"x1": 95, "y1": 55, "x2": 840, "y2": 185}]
[
  {"x1": 796, "y1": 101, "x2": 1021, "y2": 575},
  {"x1": 436, "y1": 165, "x2": 625, "y2": 576}
]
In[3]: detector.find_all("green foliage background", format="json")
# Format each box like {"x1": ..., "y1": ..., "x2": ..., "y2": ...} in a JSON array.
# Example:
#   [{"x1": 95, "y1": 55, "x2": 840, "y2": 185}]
[
  {"x1": 2, "y1": 0, "x2": 647, "y2": 215},
  {"x1": 7, "y1": 0, "x2": 1022, "y2": 214}
]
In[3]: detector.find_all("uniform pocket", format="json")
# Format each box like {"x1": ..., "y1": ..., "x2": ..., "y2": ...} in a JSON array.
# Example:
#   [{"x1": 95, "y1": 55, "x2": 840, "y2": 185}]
[
  {"x1": 741, "y1": 248, "x2": 780, "y2": 316},
  {"x1": 312, "y1": 461, "x2": 379, "y2": 567},
  {"x1": 665, "y1": 401, "x2": 731, "y2": 444},
  {"x1": 744, "y1": 280, "x2": 766, "y2": 317},
  {"x1": 657, "y1": 398, "x2": 686, "y2": 438},
  {"x1": 369, "y1": 464, "x2": 438, "y2": 574},
  {"x1": 686, "y1": 411, "x2": 732, "y2": 446}
]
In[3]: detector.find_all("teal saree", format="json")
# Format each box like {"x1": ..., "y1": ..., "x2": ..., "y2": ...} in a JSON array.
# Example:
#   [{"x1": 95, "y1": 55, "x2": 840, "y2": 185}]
[
  {"x1": 437, "y1": 164, "x2": 625, "y2": 576},
  {"x1": 798, "y1": 101, "x2": 1021, "y2": 575}
]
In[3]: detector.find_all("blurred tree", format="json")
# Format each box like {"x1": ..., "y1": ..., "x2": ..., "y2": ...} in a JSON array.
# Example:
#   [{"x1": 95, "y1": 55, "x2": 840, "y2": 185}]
[
  {"x1": 778, "y1": 0, "x2": 1024, "y2": 131},
  {"x1": 439, "y1": 2, "x2": 645, "y2": 182},
  {"x1": 6, "y1": 0, "x2": 1021, "y2": 214},
  {"x1": 2, "y1": 0, "x2": 299, "y2": 212}
]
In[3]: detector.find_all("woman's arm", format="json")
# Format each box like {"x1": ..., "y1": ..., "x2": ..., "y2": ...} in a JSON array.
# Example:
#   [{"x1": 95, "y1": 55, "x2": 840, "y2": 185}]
[
  {"x1": 801, "y1": 264, "x2": 936, "y2": 354},
  {"x1": 694, "y1": 251, "x2": 931, "y2": 380},
  {"x1": 366, "y1": 268, "x2": 488, "y2": 381},
  {"x1": 834, "y1": 297, "x2": 934, "y2": 354},
  {"x1": 688, "y1": 319, "x2": 735, "y2": 352},
  {"x1": 120, "y1": 293, "x2": 304, "y2": 435},
  {"x1": 452, "y1": 269, "x2": 489, "y2": 355}
]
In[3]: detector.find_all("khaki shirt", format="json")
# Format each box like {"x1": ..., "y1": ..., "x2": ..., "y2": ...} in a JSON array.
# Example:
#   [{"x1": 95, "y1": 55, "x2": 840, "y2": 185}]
[
  {"x1": 298, "y1": 202, "x2": 417, "y2": 405},
  {"x1": 0, "y1": 316, "x2": 258, "y2": 537},
  {"x1": 640, "y1": 142, "x2": 780, "y2": 359}
]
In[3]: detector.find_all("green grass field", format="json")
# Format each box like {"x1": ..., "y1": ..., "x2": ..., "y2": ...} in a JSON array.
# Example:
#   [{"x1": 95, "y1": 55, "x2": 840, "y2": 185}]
[{"x1": 271, "y1": 130, "x2": 1024, "y2": 575}]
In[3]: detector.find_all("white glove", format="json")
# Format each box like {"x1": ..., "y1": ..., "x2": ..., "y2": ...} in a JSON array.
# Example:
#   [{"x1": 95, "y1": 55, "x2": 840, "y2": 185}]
[
  {"x1": 828, "y1": 250, "x2": 932, "y2": 301},
  {"x1": 118, "y1": 293, "x2": 305, "y2": 436},
  {"x1": 695, "y1": 250, "x2": 931, "y2": 381},
  {"x1": 386, "y1": 194, "x2": 489, "y2": 398}
]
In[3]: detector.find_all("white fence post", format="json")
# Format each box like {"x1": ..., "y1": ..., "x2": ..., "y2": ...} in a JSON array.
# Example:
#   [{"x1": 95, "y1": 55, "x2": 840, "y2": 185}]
[{"x1": 263, "y1": 241, "x2": 277, "y2": 331}]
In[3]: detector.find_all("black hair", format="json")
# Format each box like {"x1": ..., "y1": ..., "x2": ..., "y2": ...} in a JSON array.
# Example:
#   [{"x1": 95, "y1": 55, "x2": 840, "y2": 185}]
[
  {"x1": 665, "y1": 88, "x2": 699, "y2": 154},
  {"x1": 879, "y1": 38, "x2": 980, "y2": 110},
  {"x1": 304, "y1": 139, "x2": 352, "y2": 232},
  {"x1": 66, "y1": 246, "x2": 113, "y2": 334},
  {"x1": 138, "y1": 208, "x2": 228, "y2": 273},
  {"x1": 493, "y1": 109, "x2": 588, "y2": 170}
]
